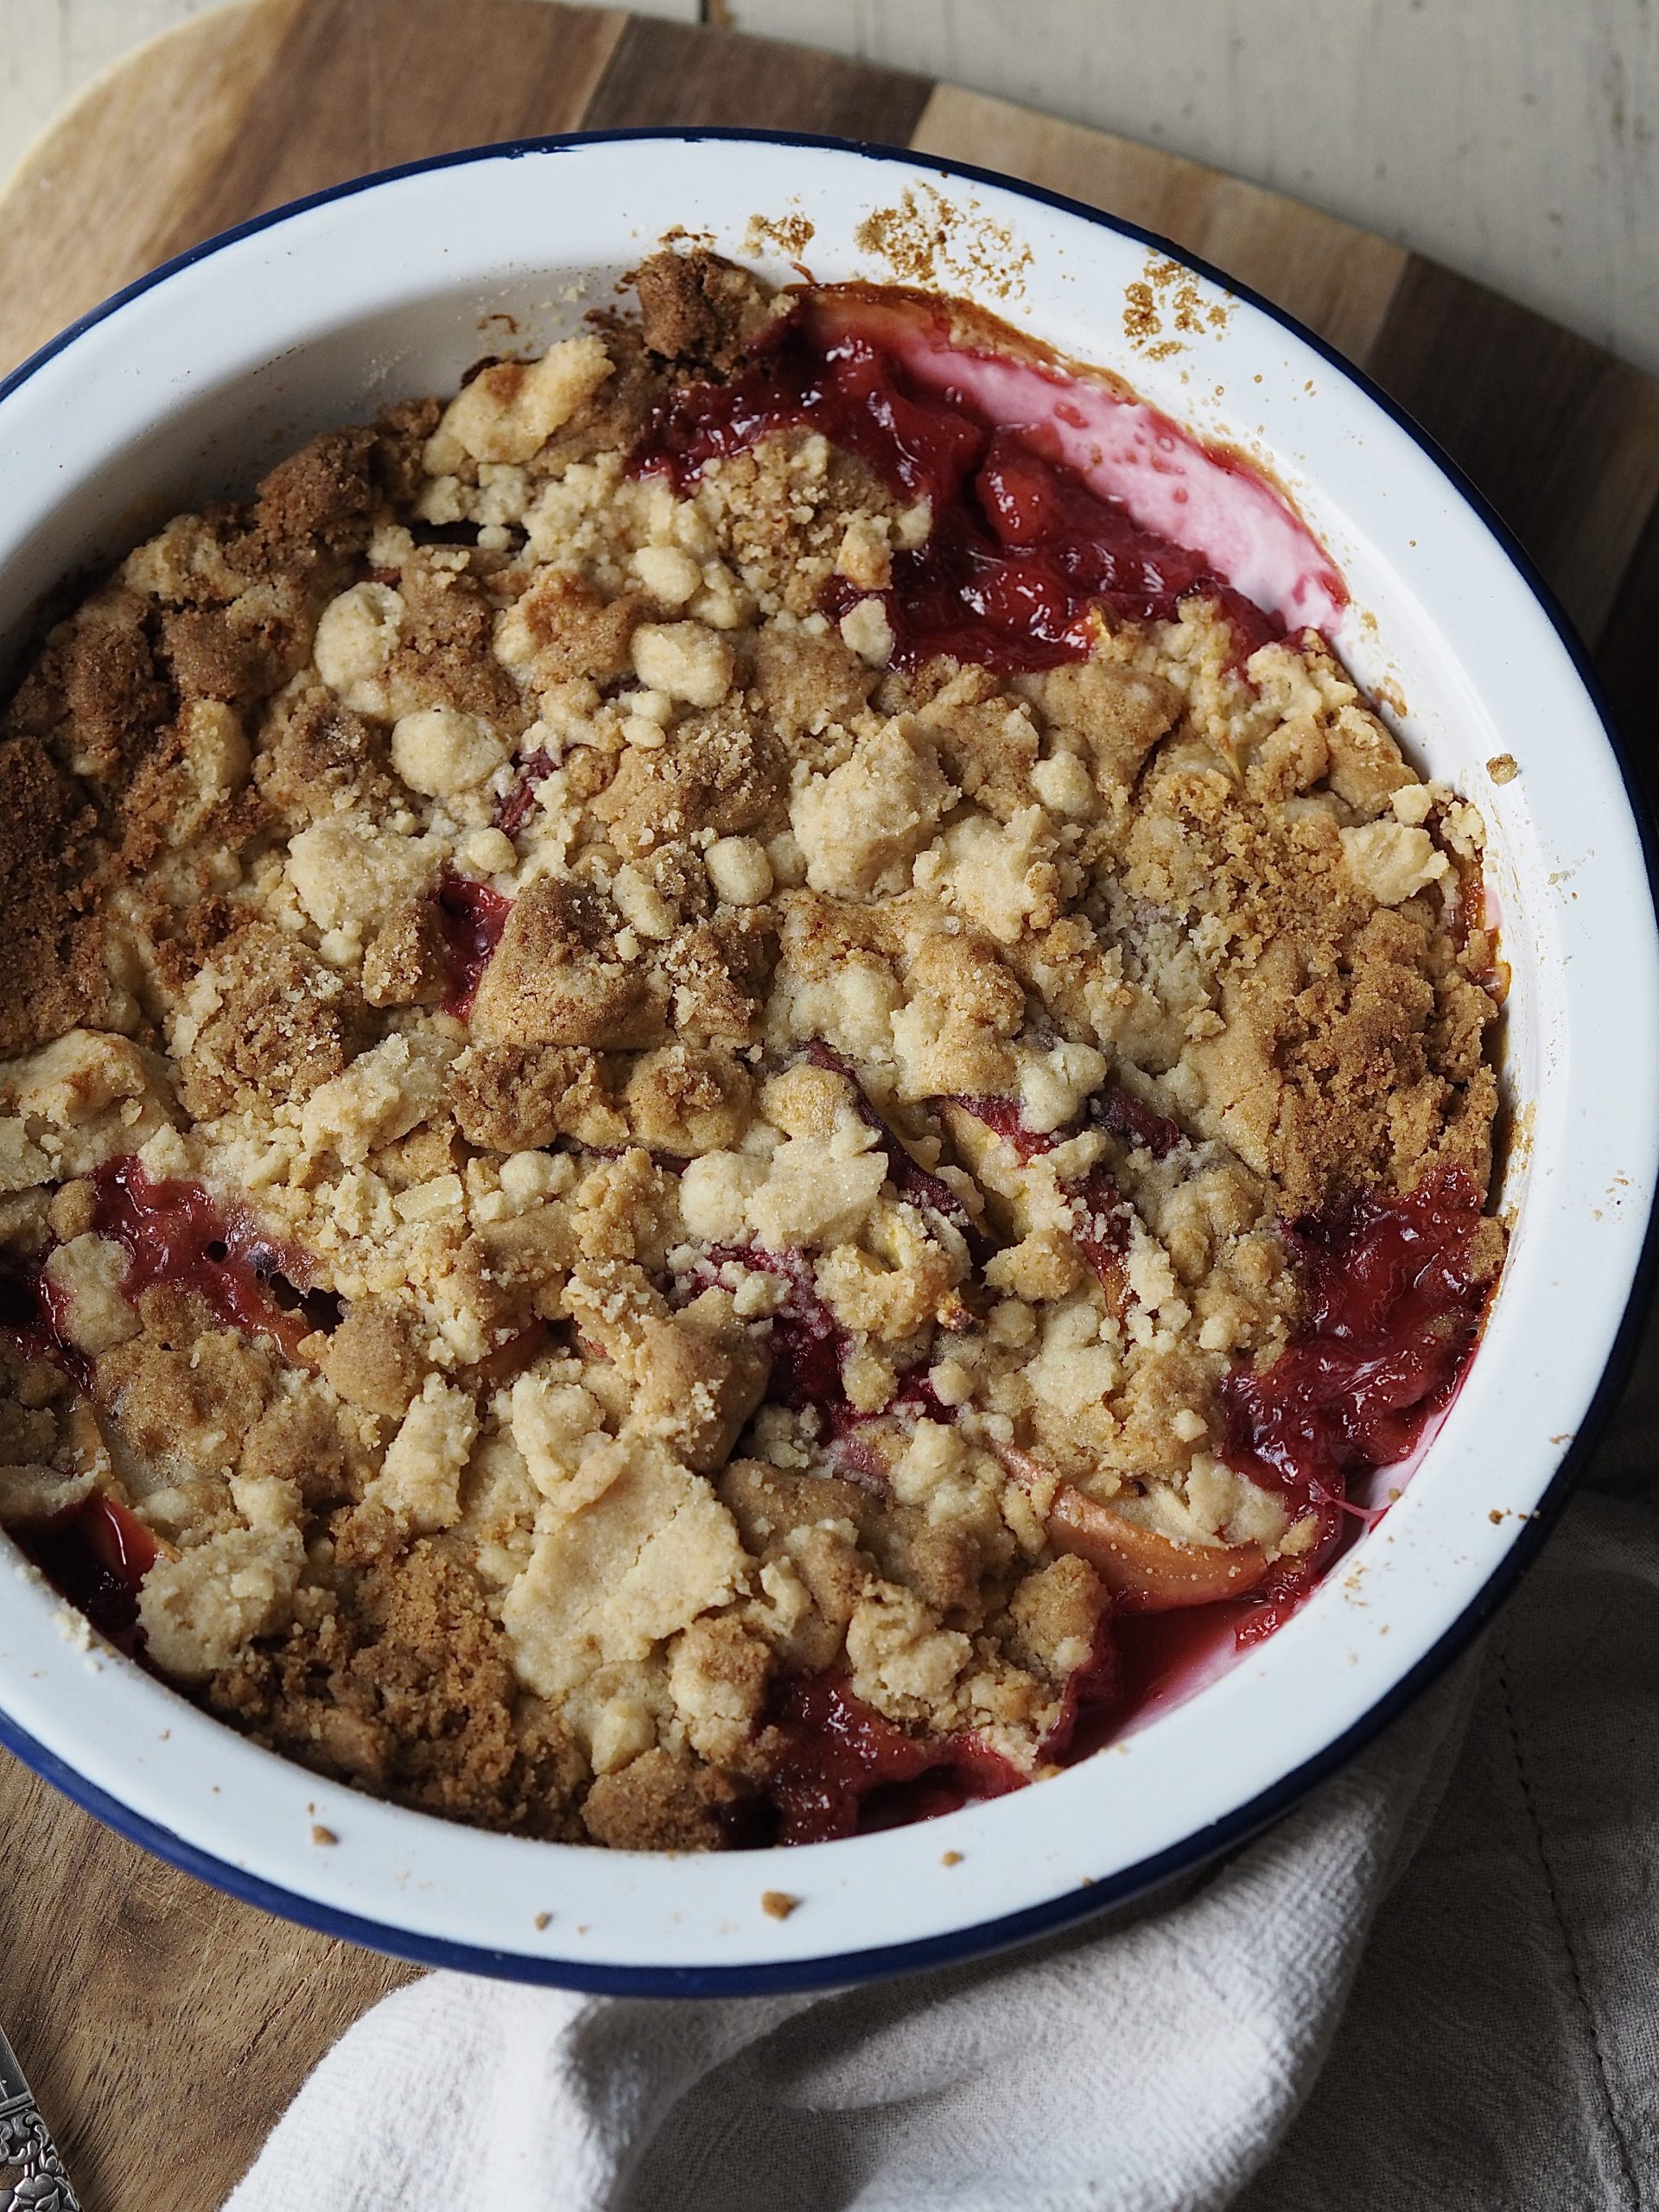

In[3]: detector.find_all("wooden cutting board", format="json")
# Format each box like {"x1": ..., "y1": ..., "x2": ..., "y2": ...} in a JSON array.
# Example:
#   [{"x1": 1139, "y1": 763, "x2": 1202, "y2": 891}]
[{"x1": 0, "y1": 5, "x2": 1654, "y2": 2206}]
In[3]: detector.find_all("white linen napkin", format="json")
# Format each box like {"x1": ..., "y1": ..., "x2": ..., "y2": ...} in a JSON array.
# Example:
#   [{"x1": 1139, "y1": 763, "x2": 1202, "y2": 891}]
[{"x1": 224, "y1": 1484, "x2": 1659, "y2": 2212}]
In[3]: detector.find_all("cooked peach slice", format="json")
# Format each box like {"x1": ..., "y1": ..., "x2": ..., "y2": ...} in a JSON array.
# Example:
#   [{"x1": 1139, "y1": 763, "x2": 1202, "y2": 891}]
[
  {"x1": 1046, "y1": 1487, "x2": 1268, "y2": 1613},
  {"x1": 993, "y1": 1441, "x2": 1268, "y2": 1612}
]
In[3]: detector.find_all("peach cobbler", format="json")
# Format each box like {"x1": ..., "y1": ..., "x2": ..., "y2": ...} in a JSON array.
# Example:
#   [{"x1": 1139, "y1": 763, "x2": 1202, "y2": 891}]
[{"x1": 0, "y1": 253, "x2": 1505, "y2": 1848}]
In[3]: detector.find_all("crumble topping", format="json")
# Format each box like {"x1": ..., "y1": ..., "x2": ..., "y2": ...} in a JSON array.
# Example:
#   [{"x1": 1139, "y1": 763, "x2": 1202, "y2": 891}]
[{"x1": 0, "y1": 251, "x2": 1505, "y2": 1850}]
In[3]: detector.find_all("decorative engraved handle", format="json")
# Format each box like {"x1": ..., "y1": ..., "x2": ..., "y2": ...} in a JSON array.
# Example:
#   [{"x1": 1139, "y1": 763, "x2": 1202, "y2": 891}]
[{"x1": 0, "y1": 2033, "x2": 79, "y2": 2212}]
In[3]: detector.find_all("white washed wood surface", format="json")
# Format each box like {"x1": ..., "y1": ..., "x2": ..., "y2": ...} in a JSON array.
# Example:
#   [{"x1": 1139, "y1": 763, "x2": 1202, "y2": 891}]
[{"x1": 2, "y1": 0, "x2": 1656, "y2": 377}]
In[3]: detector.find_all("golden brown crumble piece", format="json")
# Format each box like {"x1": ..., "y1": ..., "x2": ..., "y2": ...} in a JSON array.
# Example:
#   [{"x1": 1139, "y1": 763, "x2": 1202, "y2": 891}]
[
  {"x1": 634, "y1": 247, "x2": 781, "y2": 373},
  {"x1": 386, "y1": 556, "x2": 529, "y2": 733},
  {"x1": 449, "y1": 1041, "x2": 624, "y2": 1152},
  {"x1": 469, "y1": 877, "x2": 664, "y2": 1049},
  {"x1": 508, "y1": 570, "x2": 648, "y2": 689},
  {"x1": 212, "y1": 1538, "x2": 587, "y2": 1836},
  {"x1": 0, "y1": 735, "x2": 114, "y2": 1052},
  {"x1": 175, "y1": 909, "x2": 374, "y2": 1117},
  {"x1": 317, "y1": 1305, "x2": 429, "y2": 1419},
  {"x1": 588, "y1": 703, "x2": 789, "y2": 859},
  {"x1": 255, "y1": 687, "x2": 399, "y2": 825},
  {"x1": 580, "y1": 1745, "x2": 748, "y2": 1851}
]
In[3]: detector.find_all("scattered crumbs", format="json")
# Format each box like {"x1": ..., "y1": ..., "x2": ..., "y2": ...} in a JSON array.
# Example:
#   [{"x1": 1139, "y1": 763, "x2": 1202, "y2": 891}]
[
  {"x1": 1387, "y1": 1487, "x2": 1404, "y2": 1504},
  {"x1": 1253, "y1": 372, "x2": 1264, "y2": 384},
  {"x1": 1122, "y1": 256, "x2": 1232, "y2": 360},
  {"x1": 743, "y1": 207, "x2": 816, "y2": 260},
  {"x1": 941, "y1": 1850, "x2": 963, "y2": 1868},
  {"x1": 576, "y1": 1923, "x2": 590, "y2": 1936},
  {"x1": 760, "y1": 1890, "x2": 800, "y2": 1921},
  {"x1": 855, "y1": 184, "x2": 1031, "y2": 300},
  {"x1": 1549, "y1": 1433, "x2": 1573, "y2": 1446},
  {"x1": 310, "y1": 1823, "x2": 339, "y2": 1847},
  {"x1": 534, "y1": 1910, "x2": 551, "y2": 1930},
  {"x1": 1486, "y1": 753, "x2": 1520, "y2": 785},
  {"x1": 53, "y1": 1604, "x2": 93, "y2": 1652},
  {"x1": 158, "y1": 1728, "x2": 169, "y2": 1740},
  {"x1": 1079, "y1": 1874, "x2": 1096, "y2": 1887},
  {"x1": 1489, "y1": 1508, "x2": 1505, "y2": 1524}
]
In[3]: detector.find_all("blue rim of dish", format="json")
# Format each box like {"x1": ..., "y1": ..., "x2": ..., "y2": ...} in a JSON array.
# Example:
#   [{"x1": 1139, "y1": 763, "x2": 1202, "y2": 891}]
[{"x1": 0, "y1": 125, "x2": 1655, "y2": 1999}]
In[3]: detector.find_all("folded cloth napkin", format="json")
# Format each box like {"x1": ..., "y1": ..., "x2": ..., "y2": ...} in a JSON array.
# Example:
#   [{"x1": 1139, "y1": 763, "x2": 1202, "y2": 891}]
[{"x1": 225, "y1": 1491, "x2": 1659, "y2": 2212}]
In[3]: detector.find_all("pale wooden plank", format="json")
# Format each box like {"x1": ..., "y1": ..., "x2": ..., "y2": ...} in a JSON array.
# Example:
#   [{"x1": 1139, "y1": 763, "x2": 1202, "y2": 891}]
[
  {"x1": 0, "y1": 0, "x2": 633, "y2": 379},
  {"x1": 149, "y1": 0, "x2": 628, "y2": 270},
  {"x1": 911, "y1": 84, "x2": 1408, "y2": 369},
  {"x1": 0, "y1": 0, "x2": 699, "y2": 187},
  {"x1": 0, "y1": 0, "x2": 297, "y2": 379}
]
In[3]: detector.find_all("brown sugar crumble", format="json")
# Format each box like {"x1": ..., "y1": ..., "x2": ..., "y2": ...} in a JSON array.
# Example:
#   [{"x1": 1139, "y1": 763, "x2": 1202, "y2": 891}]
[
  {"x1": 0, "y1": 249, "x2": 1507, "y2": 1855},
  {"x1": 760, "y1": 1889, "x2": 800, "y2": 1920}
]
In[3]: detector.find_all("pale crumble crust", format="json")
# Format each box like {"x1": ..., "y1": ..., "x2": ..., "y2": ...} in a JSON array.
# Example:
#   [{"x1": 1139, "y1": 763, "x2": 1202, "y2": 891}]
[{"x1": 0, "y1": 252, "x2": 1503, "y2": 1850}]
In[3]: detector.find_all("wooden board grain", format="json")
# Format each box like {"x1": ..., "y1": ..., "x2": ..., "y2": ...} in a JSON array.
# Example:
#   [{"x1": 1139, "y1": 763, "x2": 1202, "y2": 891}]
[{"x1": 0, "y1": 5, "x2": 1653, "y2": 2207}]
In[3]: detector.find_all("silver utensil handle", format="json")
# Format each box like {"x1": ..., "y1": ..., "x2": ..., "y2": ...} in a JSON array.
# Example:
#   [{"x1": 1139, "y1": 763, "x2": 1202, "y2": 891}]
[
  {"x1": 0, "y1": 2087, "x2": 79, "y2": 2210},
  {"x1": 0, "y1": 2029, "x2": 79, "y2": 2212}
]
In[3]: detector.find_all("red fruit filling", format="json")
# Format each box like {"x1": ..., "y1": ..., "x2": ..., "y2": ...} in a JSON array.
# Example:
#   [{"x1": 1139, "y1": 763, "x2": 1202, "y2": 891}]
[
  {"x1": 494, "y1": 749, "x2": 557, "y2": 840},
  {"x1": 0, "y1": 1158, "x2": 331, "y2": 1381},
  {"x1": 2, "y1": 1161, "x2": 335, "y2": 1637},
  {"x1": 803, "y1": 1042, "x2": 985, "y2": 1252},
  {"x1": 10, "y1": 1494, "x2": 156, "y2": 1656},
  {"x1": 763, "y1": 1673, "x2": 1025, "y2": 1845},
  {"x1": 86, "y1": 1157, "x2": 334, "y2": 1359},
  {"x1": 632, "y1": 296, "x2": 1282, "y2": 673},
  {"x1": 691, "y1": 1241, "x2": 944, "y2": 1482},
  {"x1": 433, "y1": 873, "x2": 512, "y2": 1016},
  {"x1": 1217, "y1": 1171, "x2": 1495, "y2": 1599}
]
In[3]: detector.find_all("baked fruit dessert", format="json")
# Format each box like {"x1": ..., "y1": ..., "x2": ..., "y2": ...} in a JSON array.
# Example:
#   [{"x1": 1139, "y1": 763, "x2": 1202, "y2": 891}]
[{"x1": 0, "y1": 250, "x2": 1506, "y2": 1849}]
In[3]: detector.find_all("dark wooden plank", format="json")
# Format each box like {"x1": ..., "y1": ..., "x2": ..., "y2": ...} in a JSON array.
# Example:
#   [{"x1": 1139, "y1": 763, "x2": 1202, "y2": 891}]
[
  {"x1": 1362, "y1": 257, "x2": 1659, "y2": 648},
  {"x1": 154, "y1": 0, "x2": 626, "y2": 265},
  {"x1": 1592, "y1": 493, "x2": 1659, "y2": 804},
  {"x1": 583, "y1": 14, "x2": 933, "y2": 142}
]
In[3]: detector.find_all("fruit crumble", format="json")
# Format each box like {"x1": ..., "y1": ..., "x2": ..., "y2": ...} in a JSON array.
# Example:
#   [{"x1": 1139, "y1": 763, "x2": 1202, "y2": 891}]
[{"x1": 0, "y1": 251, "x2": 1505, "y2": 1849}]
